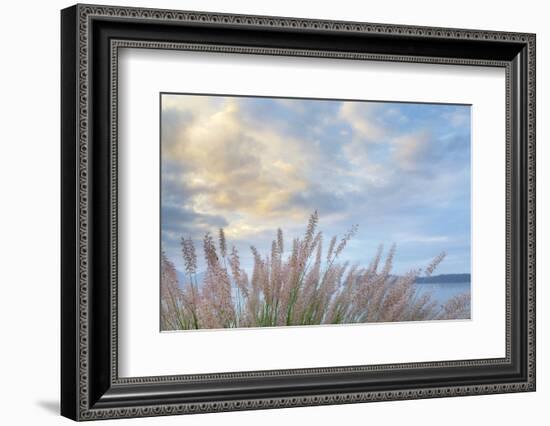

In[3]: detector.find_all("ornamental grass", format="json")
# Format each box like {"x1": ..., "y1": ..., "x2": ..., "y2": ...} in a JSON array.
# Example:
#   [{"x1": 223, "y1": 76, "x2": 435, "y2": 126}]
[{"x1": 161, "y1": 212, "x2": 470, "y2": 330}]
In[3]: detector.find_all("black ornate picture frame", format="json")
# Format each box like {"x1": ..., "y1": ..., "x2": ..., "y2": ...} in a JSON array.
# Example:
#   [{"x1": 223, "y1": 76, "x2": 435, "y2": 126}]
[{"x1": 61, "y1": 4, "x2": 536, "y2": 421}]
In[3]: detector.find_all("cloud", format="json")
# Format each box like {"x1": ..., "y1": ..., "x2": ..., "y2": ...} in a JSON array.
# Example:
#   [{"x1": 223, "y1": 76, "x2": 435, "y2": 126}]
[
  {"x1": 338, "y1": 102, "x2": 385, "y2": 141},
  {"x1": 442, "y1": 107, "x2": 471, "y2": 127},
  {"x1": 160, "y1": 95, "x2": 472, "y2": 275},
  {"x1": 161, "y1": 95, "x2": 323, "y2": 240},
  {"x1": 392, "y1": 232, "x2": 450, "y2": 244},
  {"x1": 162, "y1": 204, "x2": 228, "y2": 237},
  {"x1": 392, "y1": 131, "x2": 431, "y2": 171}
]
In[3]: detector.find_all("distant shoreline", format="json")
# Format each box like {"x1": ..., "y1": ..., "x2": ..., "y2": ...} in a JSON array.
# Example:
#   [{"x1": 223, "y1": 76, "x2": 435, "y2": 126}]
[
  {"x1": 177, "y1": 271, "x2": 471, "y2": 287},
  {"x1": 415, "y1": 273, "x2": 470, "y2": 284}
]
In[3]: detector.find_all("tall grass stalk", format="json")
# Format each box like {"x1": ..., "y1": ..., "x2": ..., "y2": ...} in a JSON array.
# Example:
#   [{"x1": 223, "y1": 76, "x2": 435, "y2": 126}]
[{"x1": 161, "y1": 213, "x2": 470, "y2": 330}]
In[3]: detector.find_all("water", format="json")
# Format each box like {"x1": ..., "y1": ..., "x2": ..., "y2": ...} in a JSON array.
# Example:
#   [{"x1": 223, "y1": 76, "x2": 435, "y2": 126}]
[{"x1": 415, "y1": 282, "x2": 470, "y2": 306}]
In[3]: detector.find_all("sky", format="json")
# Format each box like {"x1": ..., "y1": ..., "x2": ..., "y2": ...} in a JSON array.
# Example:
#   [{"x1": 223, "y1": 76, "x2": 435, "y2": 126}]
[{"x1": 160, "y1": 93, "x2": 471, "y2": 277}]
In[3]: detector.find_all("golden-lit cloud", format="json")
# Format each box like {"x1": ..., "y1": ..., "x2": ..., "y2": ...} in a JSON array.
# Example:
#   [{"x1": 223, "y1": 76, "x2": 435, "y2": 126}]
[{"x1": 162, "y1": 95, "x2": 315, "y2": 237}]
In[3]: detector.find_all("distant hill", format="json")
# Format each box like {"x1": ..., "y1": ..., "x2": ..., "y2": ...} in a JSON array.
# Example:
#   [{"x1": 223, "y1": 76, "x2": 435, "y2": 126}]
[
  {"x1": 172, "y1": 271, "x2": 469, "y2": 286},
  {"x1": 415, "y1": 273, "x2": 470, "y2": 284}
]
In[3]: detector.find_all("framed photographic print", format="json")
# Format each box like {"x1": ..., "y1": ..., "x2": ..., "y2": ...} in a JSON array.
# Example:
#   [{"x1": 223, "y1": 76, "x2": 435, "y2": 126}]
[{"x1": 61, "y1": 4, "x2": 536, "y2": 421}]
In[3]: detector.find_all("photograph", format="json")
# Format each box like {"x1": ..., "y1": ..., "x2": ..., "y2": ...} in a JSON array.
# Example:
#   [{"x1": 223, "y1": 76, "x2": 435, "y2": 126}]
[
  {"x1": 160, "y1": 94, "x2": 472, "y2": 331},
  {"x1": 58, "y1": 4, "x2": 536, "y2": 420}
]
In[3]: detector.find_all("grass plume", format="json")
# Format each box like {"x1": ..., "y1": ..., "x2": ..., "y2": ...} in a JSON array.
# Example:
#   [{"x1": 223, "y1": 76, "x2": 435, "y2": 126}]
[{"x1": 161, "y1": 213, "x2": 470, "y2": 330}]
